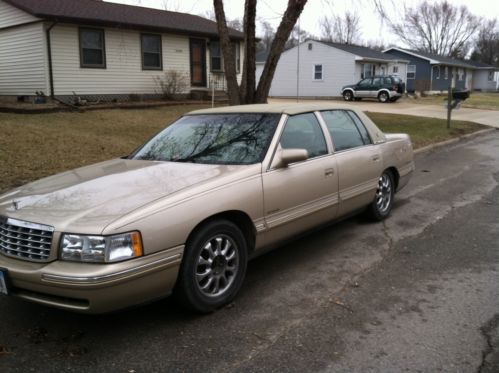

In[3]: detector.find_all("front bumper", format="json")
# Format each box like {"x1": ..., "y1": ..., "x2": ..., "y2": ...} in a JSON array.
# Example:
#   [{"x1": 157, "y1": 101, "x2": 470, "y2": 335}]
[{"x1": 0, "y1": 245, "x2": 183, "y2": 313}]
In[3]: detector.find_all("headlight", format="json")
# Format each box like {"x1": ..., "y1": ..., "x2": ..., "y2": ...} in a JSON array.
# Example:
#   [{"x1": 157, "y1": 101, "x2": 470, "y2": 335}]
[{"x1": 60, "y1": 231, "x2": 143, "y2": 263}]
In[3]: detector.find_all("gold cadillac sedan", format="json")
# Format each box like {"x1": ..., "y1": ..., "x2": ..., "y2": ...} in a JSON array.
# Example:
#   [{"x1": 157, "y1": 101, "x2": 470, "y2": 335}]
[{"x1": 0, "y1": 103, "x2": 414, "y2": 313}]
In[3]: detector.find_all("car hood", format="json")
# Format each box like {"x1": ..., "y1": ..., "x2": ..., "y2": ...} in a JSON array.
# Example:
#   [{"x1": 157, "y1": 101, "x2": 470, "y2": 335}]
[
  {"x1": 0, "y1": 159, "x2": 256, "y2": 233},
  {"x1": 342, "y1": 84, "x2": 356, "y2": 90}
]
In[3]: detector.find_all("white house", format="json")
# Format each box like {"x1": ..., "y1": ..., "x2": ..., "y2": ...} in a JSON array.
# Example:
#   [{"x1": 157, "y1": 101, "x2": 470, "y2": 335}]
[
  {"x1": 0, "y1": 0, "x2": 244, "y2": 102},
  {"x1": 260, "y1": 40, "x2": 408, "y2": 98}
]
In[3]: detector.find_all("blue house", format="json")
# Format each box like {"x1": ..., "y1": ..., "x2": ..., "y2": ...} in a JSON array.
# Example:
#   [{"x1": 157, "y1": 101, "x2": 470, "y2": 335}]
[{"x1": 383, "y1": 48, "x2": 498, "y2": 93}]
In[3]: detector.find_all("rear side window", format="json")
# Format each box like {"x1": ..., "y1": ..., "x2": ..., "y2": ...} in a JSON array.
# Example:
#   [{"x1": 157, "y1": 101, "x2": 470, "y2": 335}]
[
  {"x1": 384, "y1": 77, "x2": 392, "y2": 85},
  {"x1": 321, "y1": 110, "x2": 370, "y2": 151},
  {"x1": 280, "y1": 113, "x2": 328, "y2": 158}
]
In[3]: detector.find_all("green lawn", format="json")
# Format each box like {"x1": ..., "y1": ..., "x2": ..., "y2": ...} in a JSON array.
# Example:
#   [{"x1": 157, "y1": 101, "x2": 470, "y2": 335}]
[
  {"x1": 0, "y1": 106, "x2": 486, "y2": 193},
  {"x1": 414, "y1": 92, "x2": 499, "y2": 110}
]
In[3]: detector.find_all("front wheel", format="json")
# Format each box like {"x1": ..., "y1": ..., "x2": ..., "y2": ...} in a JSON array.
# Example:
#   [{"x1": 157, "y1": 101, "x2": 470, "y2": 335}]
[
  {"x1": 378, "y1": 91, "x2": 389, "y2": 103},
  {"x1": 368, "y1": 171, "x2": 394, "y2": 221},
  {"x1": 343, "y1": 91, "x2": 354, "y2": 101},
  {"x1": 176, "y1": 220, "x2": 248, "y2": 313}
]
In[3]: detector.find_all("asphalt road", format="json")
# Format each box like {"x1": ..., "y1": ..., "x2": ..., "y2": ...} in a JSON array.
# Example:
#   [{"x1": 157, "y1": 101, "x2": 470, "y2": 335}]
[{"x1": 1, "y1": 131, "x2": 498, "y2": 373}]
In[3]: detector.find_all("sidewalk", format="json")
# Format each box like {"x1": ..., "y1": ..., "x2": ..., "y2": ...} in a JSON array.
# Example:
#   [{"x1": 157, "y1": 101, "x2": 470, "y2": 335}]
[{"x1": 269, "y1": 98, "x2": 499, "y2": 128}]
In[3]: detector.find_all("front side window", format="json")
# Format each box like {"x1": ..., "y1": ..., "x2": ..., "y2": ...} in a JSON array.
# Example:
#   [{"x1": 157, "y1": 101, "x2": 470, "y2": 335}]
[
  {"x1": 280, "y1": 113, "x2": 327, "y2": 158},
  {"x1": 321, "y1": 110, "x2": 369, "y2": 152},
  {"x1": 141, "y1": 34, "x2": 162, "y2": 70},
  {"x1": 358, "y1": 78, "x2": 372, "y2": 88},
  {"x1": 210, "y1": 41, "x2": 222, "y2": 71},
  {"x1": 79, "y1": 28, "x2": 106, "y2": 68},
  {"x1": 407, "y1": 65, "x2": 416, "y2": 79},
  {"x1": 131, "y1": 114, "x2": 280, "y2": 164},
  {"x1": 314, "y1": 64, "x2": 323, "y2": 80}
]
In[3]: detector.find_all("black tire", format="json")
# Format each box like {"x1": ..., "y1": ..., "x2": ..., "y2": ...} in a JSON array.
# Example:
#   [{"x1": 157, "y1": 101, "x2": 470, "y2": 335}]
[
  {"x1": 368, "y1": 170, "x2": 395, "y2": 221},
  {"x1": 378, "y1": 91, "x2": 389, "y2": 103},
  {"x1": 176, "y1": 219, "x2": 248, "y2": 313},
  {"x1": 343, "y1": 90, "x2": 354, "y2": 101}
]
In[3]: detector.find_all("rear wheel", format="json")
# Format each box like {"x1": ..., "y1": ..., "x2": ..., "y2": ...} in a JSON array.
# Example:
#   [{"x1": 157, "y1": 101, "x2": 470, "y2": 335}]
[
  {"x1": 378, "y1": 91, "x2": 389, "y2": 103},
  {"x1": 368, "y1": 171, "x2": 394, "y2": 221},
  {"x1": 177, "y1": 220, "x2": 248, "y2": 313},
  {"x1": 343, "y1": 90, "x2": 354, "y2": 101}
]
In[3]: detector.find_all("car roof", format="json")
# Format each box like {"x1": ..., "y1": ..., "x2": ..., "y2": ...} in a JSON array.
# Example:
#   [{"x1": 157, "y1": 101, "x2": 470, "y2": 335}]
[{"x1": 187, "y1": 103, "x2": 362, "y2": 116}]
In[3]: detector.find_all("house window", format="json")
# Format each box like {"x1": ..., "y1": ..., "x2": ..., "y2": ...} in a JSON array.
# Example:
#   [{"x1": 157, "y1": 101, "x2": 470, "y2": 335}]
[
  {"x1": 458, "y1": 68, "x2": 464, "y2": 81},
  {"x1": 210, "y1": 41, "x2": 240, "y2": 73},
  {"x1": 380, "y1": 66, "x2": 386, "y2": 76},
  {"x1": 79, "y1": 28, "x2": 106, "y2": 68},
  {"x1": 210, "y1": 41, "x2": 222, "y2": 71},
  {"x1": 407, "y1": 65, "x2": 416, "y2": 79},
  {"x1": 433, "y1": 66, "x2": 440, "y2": 79},
  {"x1": 488, "y1": 71, "x2": 494, "y2": 81},
  {"x1": 362, "y1": 63, "x2": 375, "y2": 79},
  {"x1": 233, "y1": 42, "x2": 240, "y2": 74},
  {"x1": 392, "y1": 66, "x2": 399, "y2": 74},
  {"x1": 314, "y1": 64, "x2": 323, "y2": 80},
  {"x1": 141, "y1": 34, "x2": 162, "y2": 70},
  {"x1": 444, "y1": 66, "x2": 448, "y2": 79}
]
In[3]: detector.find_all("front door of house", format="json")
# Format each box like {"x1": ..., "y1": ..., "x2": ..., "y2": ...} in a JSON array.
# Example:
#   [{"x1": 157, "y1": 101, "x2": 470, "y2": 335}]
[{"x1": 190, "y1": 38, "x2": 206, "y2": 87}]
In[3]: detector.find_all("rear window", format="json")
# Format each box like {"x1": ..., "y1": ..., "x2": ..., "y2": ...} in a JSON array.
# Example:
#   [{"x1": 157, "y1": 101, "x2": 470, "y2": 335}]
[{"x1": 392, "y1": 77, "x2": 401, "y2": 83}]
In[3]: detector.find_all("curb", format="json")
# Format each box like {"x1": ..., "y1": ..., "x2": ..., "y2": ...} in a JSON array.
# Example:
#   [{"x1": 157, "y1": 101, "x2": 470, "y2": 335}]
[{"x1": 414, "y1": 128, "x2": 497, "y2": 155}]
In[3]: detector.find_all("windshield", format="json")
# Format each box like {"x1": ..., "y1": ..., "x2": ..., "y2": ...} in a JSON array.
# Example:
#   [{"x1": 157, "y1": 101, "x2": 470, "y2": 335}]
[{"x1": 131, "y1": 113, "x2": 280, "y2": 164}]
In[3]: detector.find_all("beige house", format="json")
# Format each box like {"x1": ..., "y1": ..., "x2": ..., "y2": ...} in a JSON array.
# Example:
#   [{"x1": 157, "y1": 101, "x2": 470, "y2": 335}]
[{"x1": 0, "y1": 0, "x2": 244, "y2": 102}]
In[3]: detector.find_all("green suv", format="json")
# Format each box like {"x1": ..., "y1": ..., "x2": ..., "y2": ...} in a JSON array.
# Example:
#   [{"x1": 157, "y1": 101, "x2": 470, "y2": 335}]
[{"x1": 341, "y1": 75, "x2": 406, "y2": 103}]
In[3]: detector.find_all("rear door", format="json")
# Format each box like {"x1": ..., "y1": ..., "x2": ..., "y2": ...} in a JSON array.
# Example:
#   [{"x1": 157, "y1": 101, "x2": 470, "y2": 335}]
[
  {"x1": 371, "y1": 77, "x2": 382, "y2": 97},
  {"x1": 319, "y1": 110, "x2": 382, "y2": 216}
]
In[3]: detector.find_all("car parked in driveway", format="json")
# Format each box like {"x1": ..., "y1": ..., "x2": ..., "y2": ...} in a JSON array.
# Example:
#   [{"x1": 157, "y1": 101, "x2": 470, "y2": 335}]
[
  {"x1": 0, "y1": 104, "x2": 414, "y2": 314},
  {"x1": 342, "y1": 75, "x2": 406, "y2": 103}
]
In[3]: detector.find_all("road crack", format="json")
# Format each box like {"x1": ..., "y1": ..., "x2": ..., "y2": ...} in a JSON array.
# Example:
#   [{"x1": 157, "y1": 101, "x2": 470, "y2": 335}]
[{"x1": 477, "y1": 314, "x2": 499, "y2": 373}]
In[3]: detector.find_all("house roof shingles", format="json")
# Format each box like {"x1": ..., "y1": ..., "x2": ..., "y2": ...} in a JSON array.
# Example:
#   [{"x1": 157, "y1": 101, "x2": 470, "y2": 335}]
[
  {"x1": 318, "y1": 41, "x2": 405, "y2": 62},
  {"x1": 386, "y1": 48, "x2": 498, "y2": 70},
  {"x1": 4, "y1": 0, "x2": 244, "y2": 39}
]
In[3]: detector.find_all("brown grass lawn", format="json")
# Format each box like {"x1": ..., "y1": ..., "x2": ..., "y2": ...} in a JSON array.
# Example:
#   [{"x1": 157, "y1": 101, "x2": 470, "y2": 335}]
[
  {"x1": 0, "y1": 106, "x2": 486, "y2": 193},
  {"x1": 413, "y1": 91, "x2": 499, "y2": 110},
  {"x1": 0, "y1": 105, "x2": 209, "y2": 193}
]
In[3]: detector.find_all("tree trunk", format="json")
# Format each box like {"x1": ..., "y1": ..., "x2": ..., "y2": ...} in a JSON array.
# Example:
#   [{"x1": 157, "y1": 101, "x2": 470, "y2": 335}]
[
  {"x1": 239, "y1": 0, "x2": 257, "y2": 104},
  {"x1": 214, "y1": 0, "x2": 307, "y2": 105},
  {"x1": 213, "y1": 0, "x2": 240, "y2": 105},
  {"x1": 255, "y1": 0, "x2": 307, "y2": 103}
]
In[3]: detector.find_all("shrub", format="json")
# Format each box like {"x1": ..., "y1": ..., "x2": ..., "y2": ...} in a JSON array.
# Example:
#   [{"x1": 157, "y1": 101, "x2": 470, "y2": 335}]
[{"x1": 154, "y1": 70, "x2": 189, "y2": 100}]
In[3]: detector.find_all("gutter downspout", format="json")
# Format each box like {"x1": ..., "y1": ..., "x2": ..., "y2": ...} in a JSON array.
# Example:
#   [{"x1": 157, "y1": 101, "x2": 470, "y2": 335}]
[{"x1": 46, "y1": 22, "x2": 57, "y2": 99}]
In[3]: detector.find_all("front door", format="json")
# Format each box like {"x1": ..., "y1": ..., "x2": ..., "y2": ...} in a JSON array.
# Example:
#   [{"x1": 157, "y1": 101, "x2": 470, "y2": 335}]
[
  {"x1": 262, "y1": 113, "x2": 338, "y2": 237},
  {"x1": 190, "y1": 38, "x2": 206, "y2": 87},
  {"x1": 356, "y1": 78, "x2": 372, "y2": 98}
]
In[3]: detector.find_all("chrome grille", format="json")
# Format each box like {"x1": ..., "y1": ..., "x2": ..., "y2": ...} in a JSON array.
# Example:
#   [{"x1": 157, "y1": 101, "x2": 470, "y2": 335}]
[{"x1": 0, "y1": 217, "x2": 54, "y2": 262}]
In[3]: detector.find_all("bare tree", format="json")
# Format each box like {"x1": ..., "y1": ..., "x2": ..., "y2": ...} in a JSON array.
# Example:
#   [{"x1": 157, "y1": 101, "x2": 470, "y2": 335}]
[
  {"x1": 213, "y1": 0, "x2": 308, "y2": 105},
  {"x1": 285, "y1": 24, "x2": 312, "y2": 49},
  {"x1": 320, "y1": 11, "x2": 361, "y2": 44},
  {"x1": 470, "y1": 18, "x2": 499, "y2": 66},
  {"x1": 257, "y1": 20, "x2": 275, "y2": 52},
  {"x1": 376, "y1": 0, "x2": 480, "y2": 57}
]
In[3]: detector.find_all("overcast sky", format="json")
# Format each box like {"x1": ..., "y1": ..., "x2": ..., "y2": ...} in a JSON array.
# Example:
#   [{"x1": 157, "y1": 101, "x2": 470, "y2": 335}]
[{"x1": 109, "y1": 0, "x2": 499, "y2": 47}]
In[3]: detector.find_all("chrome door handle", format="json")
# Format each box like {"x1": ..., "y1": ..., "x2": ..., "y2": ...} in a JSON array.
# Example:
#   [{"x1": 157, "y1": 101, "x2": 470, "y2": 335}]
[{"x1": 325, "y1": 168, "x2": 335, "y2": 177}]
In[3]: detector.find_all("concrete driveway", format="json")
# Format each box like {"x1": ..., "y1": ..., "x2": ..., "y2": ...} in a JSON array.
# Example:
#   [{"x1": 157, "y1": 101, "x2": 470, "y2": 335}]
[{"x1": 269, "y1": 98, "x2": 499, "y2": 128}]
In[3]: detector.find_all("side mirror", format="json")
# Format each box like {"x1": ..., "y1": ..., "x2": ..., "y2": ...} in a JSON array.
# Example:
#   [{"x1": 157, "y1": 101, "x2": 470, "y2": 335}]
[{"x1": 274, "y1": 148, "x2": 309, "y2": 168}]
